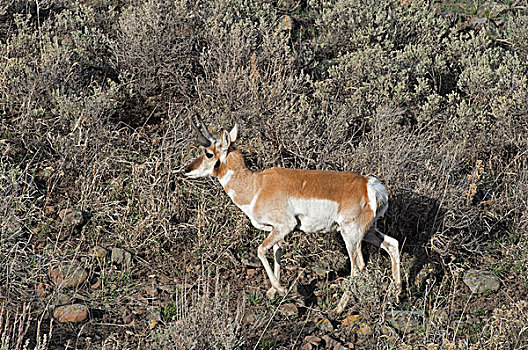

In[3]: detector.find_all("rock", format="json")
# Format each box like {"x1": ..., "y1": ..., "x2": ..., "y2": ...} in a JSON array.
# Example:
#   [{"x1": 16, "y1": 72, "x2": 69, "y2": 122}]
[
  {"x1": 386, "y1": 310, "x2": 424, "y2": 333},
  {"x1": 278, "y1": 14, "x2": 294, "y2": 31},
  {"x1": 342, "y1": 314, "x2": 373, "y2": 336},
  {"x1": 355, "y1": 322, "x2": 373, "y2": 336},
  {"x1": 301, "y1": 336, "x2": 322, "y2": 350},
  {"x1": 321, "y1": 335, "x2": 348, "y2": 350},
  {"x1": 53, "y1": 304, "x2": 88, "y2": 323},
  {"x1": 463, "y1": 270, "x2": 500, "y2": 294},
  {"x1": 342, "y1": 314, "x2": 360, "y2": 326},
  {"x1": 111, "y1": 247, "x2": 124, "y2": 263},
  {"x1": 280, "y1": 303, "x2": 298, "y2": 316},
  {"x1": 246, "y1": 268, "x2": 258, "y2": 277},
  {"x1": 317, "y1": 317, "x2": 335, "y2": 333},
  {"x1": 241, "y1": 255, "x2": 261, "y2": 267},
  {"x1": 51, "y1": 292, "x2": 71, "y2": 306},
  {"x1": 111, "y1": 247, "x2": 132, "y2": 266},
  {"x1": 123, "y1": 250, "x2": 132, "y2": 265},
  {"x1": 92, "y1": 246, "x2": 107, "y2": 259},
  {"x1": 58, "y1": 208, "x2": 85, "y2": 226},
  {"x1": 146, "y1": 309, "x2": 161, "y2": 322},
  {"x1": 312, "y1": 266, "x2": 327, "y2": 278},
  {"x1": 48, "y1": 263, "x2": 88, "y2": 288},
  {"x1": 478, "y1": 1, "x2": 510, "y2": 16}
]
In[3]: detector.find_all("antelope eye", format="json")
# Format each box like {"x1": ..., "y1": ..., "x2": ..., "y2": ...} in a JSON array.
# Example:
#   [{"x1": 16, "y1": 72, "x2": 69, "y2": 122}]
[{"x1": 205, "y1": 152, "x2": 214, "y2": 159}]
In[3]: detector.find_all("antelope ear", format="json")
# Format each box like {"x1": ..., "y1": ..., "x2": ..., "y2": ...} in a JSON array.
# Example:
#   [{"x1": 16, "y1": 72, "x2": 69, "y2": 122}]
[
  {"x1": 229, "y1": 123, "x2": 238, "y2": 143},
  {"x1": 221, "y1": 129, "x2": 231, "y2": 149}
]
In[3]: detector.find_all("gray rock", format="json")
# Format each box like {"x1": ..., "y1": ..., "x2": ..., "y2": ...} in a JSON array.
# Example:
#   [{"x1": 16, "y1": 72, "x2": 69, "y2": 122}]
[
  {"x1": 123, "y1": 250, "x2": 132, "y2": 266},
  {"x1": 92, "y1": 246, "x2": 107, "y2": 259},
  {"x1": 111, "y1": 247, "x2": 132, "y2": 266},
  {"x1": 386, "y1": 310, "x2": 424, "y2": 333},
  {"x1": 317, "y1": 317, "x2": 335, "y2": 333},
  {"x1": 59, "y1": 208, "x2": 85, "y2": 226},
  {"x1": 146, "y1": 309, "x2": 161, "y2": 322},
  {"x1": 312, "y1": 266, "x2": 327, "y2": 278},
  {"x1": 280, "y1": 303, "x2": 298, "y2": 316},
  {"x1": 111, "y1": 247, "x2": 124, "y2": 264},
  {"x1": 478, "y1": 1, "x2": 510, "y2": 16},
  {"x1": 241, "y1": 254, "x2": 261, "y2": 267},
  {"x1": 278, "y1": 14, "x2": 294, "y2": 31},
  {"x1": 463, "y1": 270, "x2": 500, "y2": 294},
  {"x1": 51, "y1": 292, "x2": 71, "y2": 306}
]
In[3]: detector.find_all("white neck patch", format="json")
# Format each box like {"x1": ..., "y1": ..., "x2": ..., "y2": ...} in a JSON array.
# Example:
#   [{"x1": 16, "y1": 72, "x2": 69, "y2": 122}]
[{"x1": 218, "y1": 169, "x2": 234, "y2": 187}]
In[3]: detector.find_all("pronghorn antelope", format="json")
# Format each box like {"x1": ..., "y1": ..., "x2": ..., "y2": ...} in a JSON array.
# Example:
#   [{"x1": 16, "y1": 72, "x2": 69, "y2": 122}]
[{"x1": 184, "y1": 116, "x2": 401, "y2": 303}]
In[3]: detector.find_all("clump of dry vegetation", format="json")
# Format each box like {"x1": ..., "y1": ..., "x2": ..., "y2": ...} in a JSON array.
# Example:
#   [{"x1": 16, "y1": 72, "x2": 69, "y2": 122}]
[{"x1": 1, "y1": 0, "x2": 527, "y2": 348}]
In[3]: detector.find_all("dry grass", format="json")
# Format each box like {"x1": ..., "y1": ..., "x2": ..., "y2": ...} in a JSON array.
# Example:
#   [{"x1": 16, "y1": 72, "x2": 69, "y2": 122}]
[{"x1": 1, "y1": 0, "x2": 527, "y2": 348}]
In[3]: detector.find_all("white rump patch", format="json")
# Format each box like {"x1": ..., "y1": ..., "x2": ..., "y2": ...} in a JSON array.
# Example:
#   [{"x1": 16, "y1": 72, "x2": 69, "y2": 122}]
[
  {"x1": 218, "y1": 169, "x2": 234, "y2": 186},
  {"x1": 366, "y1": 176, "x2": 388, "y2": 218}
]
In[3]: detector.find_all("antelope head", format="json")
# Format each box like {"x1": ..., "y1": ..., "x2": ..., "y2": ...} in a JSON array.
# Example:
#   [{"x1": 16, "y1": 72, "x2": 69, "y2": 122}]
[{"x1": 184, "y1": 115, "x2": 238, "y2": 178}]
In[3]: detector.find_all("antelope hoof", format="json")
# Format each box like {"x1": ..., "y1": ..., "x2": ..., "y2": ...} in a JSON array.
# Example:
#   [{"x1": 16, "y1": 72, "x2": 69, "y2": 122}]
[{"x1": 266, "y1": 286, "x2": 286, "y2": 299}]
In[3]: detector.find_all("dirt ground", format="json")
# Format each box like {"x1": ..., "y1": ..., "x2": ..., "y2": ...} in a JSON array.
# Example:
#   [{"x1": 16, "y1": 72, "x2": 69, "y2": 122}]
[{"x1": 1, "y1": 0, "x2": 527, "y2": 349}]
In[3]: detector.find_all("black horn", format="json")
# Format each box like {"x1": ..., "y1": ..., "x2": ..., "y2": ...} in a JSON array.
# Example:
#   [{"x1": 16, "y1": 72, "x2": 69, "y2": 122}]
[
  {"x1": 195, "y1": 114, "x2": 214, "y2": 141},
  {"x1": 190, "y1": 116, "x2": 213, "y2": 147}
]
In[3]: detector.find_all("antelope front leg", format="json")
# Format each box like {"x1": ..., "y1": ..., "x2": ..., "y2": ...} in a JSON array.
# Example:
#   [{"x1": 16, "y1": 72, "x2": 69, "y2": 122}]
[
  {"x1": 273, "y1": 243, "x2": 282, "y2": 280},
  {"x1": 265, "y1": 243, "x2": 283, "y2": 299},
  {"x1": 257, "y1": 229, "x2": 287, "y2": 299}
]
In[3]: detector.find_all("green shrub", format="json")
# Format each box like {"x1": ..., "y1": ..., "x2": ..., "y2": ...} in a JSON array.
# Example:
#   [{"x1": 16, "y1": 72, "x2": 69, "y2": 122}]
[{"x1": 0, "y1": 0, "x2": 527, "y2": 348}]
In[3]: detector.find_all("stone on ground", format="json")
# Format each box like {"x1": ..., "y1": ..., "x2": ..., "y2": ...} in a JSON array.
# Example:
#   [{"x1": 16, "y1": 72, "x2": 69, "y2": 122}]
[
  {"x1": 48, "y1": 263, "x2": 88, "y2": 288},
  {"x1": 463, "y1": 269, "x2": 500, "y2": 294},
  {"x1": 54, "y1": 304, "x2": 88, "y2": 323},
  {"x1": 386, "y1": 310, "x2": 424, "y2": 333}
]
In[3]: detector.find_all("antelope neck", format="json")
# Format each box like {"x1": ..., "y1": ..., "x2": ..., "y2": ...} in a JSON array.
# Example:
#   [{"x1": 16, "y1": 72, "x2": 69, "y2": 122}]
[{"x1": 217, "y1": 150, "x2": 258, "y2": 206}]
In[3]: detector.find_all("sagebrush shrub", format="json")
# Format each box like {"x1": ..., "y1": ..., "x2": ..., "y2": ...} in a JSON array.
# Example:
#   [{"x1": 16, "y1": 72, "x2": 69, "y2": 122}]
[{"x1": 0, "y1": 0, "x2": 527, "y2": 348}]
